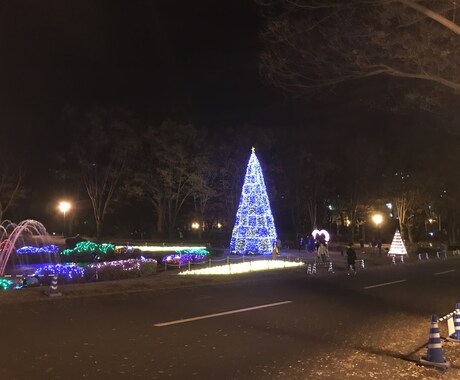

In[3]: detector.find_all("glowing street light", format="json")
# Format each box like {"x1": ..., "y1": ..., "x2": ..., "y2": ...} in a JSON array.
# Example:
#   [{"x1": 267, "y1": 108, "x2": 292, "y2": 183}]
[
  {"x1": 58, "y1": 201, "x2": 71, "y2": 236},
  {"x1": 372, "y1": 214, "x2": 383, "y2": 226},
  {"x1": 191, "y1": 222, "x2": 200, "y2": 230},
  {"x1": 372, "y1": 214, "x2": 383, "y2": 240}
]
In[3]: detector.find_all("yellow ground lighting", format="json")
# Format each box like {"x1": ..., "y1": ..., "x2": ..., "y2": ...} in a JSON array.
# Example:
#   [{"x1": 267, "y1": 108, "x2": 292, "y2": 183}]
[
  {"x1": 115, "y1": 245, "x2": 206, "y2": 252},
  {"x1": 179, "y1": 260, "x2": 303, "y2": 275}
]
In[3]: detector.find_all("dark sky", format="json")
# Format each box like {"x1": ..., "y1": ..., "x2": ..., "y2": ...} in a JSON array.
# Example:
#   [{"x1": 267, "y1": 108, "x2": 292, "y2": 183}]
[
  {"x1": 1, "y1": 0, "x2": 311, "y2": 222},
  {"x1": 0, "y1": 0, "x2": 448, "y2": 226},
  {"x1": 0, "y1": 0, "x2": 305, "y2": 149},
  {"x1": 0, "y1": 1, "x2": 444, "y2": 179}
]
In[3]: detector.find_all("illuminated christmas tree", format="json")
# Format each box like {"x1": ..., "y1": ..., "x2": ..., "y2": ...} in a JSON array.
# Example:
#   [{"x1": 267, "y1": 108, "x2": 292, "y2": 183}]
[
  {"x1": 388, "y1": 229, "x2": 408, "y2": 255},
  {"x1": 230, "y1": 147, "x2": 277, "y2": 255}
]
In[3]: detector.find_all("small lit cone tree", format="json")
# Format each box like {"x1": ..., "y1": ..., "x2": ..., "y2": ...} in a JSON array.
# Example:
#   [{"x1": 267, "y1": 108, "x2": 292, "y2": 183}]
[
  {"x1": 388, "y1": 229, "x2": 408, "y2": 256},
  {"x1": 230, "y1": 148, "x2": 277, "y2": 255}
]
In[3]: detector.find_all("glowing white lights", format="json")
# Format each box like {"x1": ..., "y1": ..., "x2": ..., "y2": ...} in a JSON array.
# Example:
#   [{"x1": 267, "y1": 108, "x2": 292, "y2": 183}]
[
  {"x1": 179, "y1": 260, "x2": 303, "y2": 275},
  {"x1": 312, "y1": 229, "x2": 330, "y2": 242},
  {"x1": 191, "y1": 222, "x2": 200, "y2": 230},
  {"x1": 58, "y1": 201, "x2": 71, "y2": 214},
  {"x1": 388, "y1": 230, "x2": 408, "y2": 255},
  {"x1": 115, "y1": 245, "x2": 206, "y2": 252},
  {"x1": 372, "y1": 214, "x2": 383, "y2": 226}
]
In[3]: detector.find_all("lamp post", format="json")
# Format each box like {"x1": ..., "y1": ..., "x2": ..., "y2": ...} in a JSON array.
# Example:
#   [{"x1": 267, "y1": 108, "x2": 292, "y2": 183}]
[
  {"x1": 372, "y1": 213, "x2": 383, "y2": 239},
  {"x1": 372, "y1": 214, "x2": 383, "y2": 233},
  {"x1": 58, "y1": 201, "x2": 71, "y2": 237}
]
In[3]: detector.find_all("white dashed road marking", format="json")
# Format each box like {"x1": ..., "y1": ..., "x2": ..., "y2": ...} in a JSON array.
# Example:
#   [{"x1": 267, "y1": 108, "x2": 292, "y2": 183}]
[{"x1": 154, "y1": 301, "x2": 293, "y2": 327}]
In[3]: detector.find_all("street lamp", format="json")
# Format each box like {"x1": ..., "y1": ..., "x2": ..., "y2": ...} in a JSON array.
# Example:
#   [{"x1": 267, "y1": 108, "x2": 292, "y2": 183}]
[
  {"x1": 58, "y1": 201, "x2": 71, "y2": 237},
  {"x1": 372, "y1": 214, "x2": 383, "y2": 227},
  {"x1": 372, "y1": 213, "x2": 383, "y2": 241}
]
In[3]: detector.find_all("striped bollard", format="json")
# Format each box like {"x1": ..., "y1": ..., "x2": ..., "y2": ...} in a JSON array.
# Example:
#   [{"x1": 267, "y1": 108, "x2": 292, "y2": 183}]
[
  {"x1": 44, "y1": 275, "x2": 62, "y2": 297},
  {"x1": 391, "y1": 256, "x2": 396, "y2": 265},
  {"x1": 312, "y1": 263, "x2": 317, "y2": 275},
  {"x1": 425, "y1": 252, "x2": 429, "y2": 260},
  {"x1": 419, "y1": 315, "x2": 450, "y2": 369},
  {"x1": 361, "y1": 259, "x2": 365, "y2": 269},
  {"x1": 400, "y1": 255, "x2": 405, "y2": 264},
  {"x1": 418, "y1": 253, "x2": 422, "y2": 260},
  {"x1": 306, "y1": 263, "x2": 312, "y2": 275},
  {"x1": 437, "y1": 252, "x2": 440, "y2": 260},
  {"x1": 327, "y1": 261, "x2": 334, "y2": 273},
  {"x1": 447, "y1": 303, "x2": 460, "y2": 342}
]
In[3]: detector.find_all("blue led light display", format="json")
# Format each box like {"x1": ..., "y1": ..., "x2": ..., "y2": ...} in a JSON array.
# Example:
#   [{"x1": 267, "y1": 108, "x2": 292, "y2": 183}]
[{"x1": 230, "y1": 148, "x2": 277, "y2": 255}]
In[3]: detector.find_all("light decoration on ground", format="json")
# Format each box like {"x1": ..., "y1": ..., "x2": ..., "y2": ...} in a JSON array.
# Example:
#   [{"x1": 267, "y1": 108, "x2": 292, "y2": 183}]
[
  {"x1": 115, "y1": 245, "x2": 206, "y2": 253},
  {"x1": 16, "y1": 245, "x2": 59, "y2": 254},
  {"x1": 162, "y1": 249, "x2": 210, "y2": 265},
  {"x1": 61, "y1": 241, "x2": 115, "y2": 255},
  {"x1": 86, "y1": 258, "x2": 156, "y2": 272},
  {"x1": 33, "y1": 264, "x2": 85, "y2": 280},
  {"x1": 0, "y1": 278, "x2": 13, "y2": 290},
  {"x1": 230, "y1": 147, "x2": 277, "y2": 255},
  {"x1": 312, "y1": 229, "x2": 330, "y2": 242},
  {"x1": 388, "y1": 229, "x2": 408, "y2": 255},
  {"x1": 179, "y1": 260, "x2": 303, "y2": 275}
]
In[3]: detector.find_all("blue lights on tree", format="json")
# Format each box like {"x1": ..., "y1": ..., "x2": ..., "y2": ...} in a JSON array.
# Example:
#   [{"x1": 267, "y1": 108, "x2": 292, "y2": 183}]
[{"x1": 230, "y1": 148, "x2": 277, "y2": 255}]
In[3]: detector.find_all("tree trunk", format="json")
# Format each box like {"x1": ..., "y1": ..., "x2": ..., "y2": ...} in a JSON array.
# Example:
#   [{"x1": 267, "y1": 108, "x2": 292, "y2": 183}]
[{"x1": 407, "y1": 225, "x2": 414, "y2": 244}]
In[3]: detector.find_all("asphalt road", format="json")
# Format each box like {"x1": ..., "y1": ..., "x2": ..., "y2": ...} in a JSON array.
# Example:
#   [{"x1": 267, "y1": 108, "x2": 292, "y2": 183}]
[{"x1": 0, "y1": 256, "x2": 459, "y2": 379}]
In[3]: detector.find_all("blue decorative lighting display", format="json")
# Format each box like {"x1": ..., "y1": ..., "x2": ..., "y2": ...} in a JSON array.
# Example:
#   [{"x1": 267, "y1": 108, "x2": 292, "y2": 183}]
[
  {"x1": 162, "y1": 249, "x2": 210, "y2": 265},
  {"x1": 16, "y1": 245, "x2": 59, "y2": 254},
  {"x1": 33, "y1": 264, "x2": 85, "y2": 280},
  {"x1": 230, "y1": 147, "x2": 277, "y2": 255}
]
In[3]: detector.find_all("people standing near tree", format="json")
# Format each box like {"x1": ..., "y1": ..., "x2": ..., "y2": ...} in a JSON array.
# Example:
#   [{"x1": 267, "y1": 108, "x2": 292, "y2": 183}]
[
  {"x1": 272, "y1": 241, "x2": 279, "y2": 260},
  {"x1": 346, "y1": 243, "x2": 357, "y2": 275},
  {"x1": 318, "y1": 243, "x2": 328, "y2": 264},
  {"x1": 307, "y1": 236, "x2": 315, "y2": 253}
]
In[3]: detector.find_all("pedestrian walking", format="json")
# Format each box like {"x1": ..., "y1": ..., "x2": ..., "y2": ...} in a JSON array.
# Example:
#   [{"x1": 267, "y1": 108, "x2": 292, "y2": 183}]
[
  {"x1": 346, "y1": 243, "x2": 357, "y2": 275},
  {"x1": 272, "y1": 242, "x2": 279, "y2": 260},
  {"x1": 318, "y1": 243, "x2": 328, "y2": 265}
]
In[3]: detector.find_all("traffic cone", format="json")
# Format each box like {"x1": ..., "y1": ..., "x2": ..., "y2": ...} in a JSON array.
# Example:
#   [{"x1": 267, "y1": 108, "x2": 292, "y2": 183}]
[
  {"x1": 447, "y1": 304, "x2": 460, "y2": 342},
  {"x1": 44, "y1": 275, "x2": 62, "y2": 297},
  {"x1": 306, "y1": 264, "x2": 312, "y2": 275},
  {"x1": 419, "y1": 315, "x2": 450, "y2": 369},
  {"x1": 327, "y1": 261, "x2": 334, "y2": 273}
]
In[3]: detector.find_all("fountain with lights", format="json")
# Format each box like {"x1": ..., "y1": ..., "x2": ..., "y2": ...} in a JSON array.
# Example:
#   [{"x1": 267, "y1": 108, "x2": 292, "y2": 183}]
[{"x1": 0, "y1": 219, "x2": 60, "y2": 277}]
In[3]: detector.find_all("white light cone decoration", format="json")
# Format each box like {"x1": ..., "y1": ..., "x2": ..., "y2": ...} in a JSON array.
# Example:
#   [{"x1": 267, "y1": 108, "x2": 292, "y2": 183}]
[{"x1": 388, "y1": 229, "x2": 408, "y2": 256}]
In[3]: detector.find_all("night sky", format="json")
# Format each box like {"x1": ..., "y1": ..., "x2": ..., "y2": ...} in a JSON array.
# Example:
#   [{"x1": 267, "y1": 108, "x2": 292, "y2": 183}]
[
  {"x1": 1, "y1": 1, "x2": 437, "y2": 158},
  {"x1": 1, "y1": 1, "x2": 303, "y2": 148},
  {"x1": 0, "y1": 0, "x2": 446, "y2": 226}
]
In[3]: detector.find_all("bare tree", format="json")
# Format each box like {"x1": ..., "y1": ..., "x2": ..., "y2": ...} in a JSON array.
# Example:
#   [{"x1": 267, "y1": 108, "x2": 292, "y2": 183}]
[
  {"x1": 134, "y1": 121, "x2": 207, "y2": 239},
  {"x1": 0, "y1": 166, "x2": 22, "y2": 222},
  {"x1": 191, "y1": 156, "x2": 219, "y2": 240},
  {"x1": 70, "y1": 108, "x2": 135, "y2": 240},
  {"x1": 259, "y1": 0, "x2": 460, "y2": 110}
]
